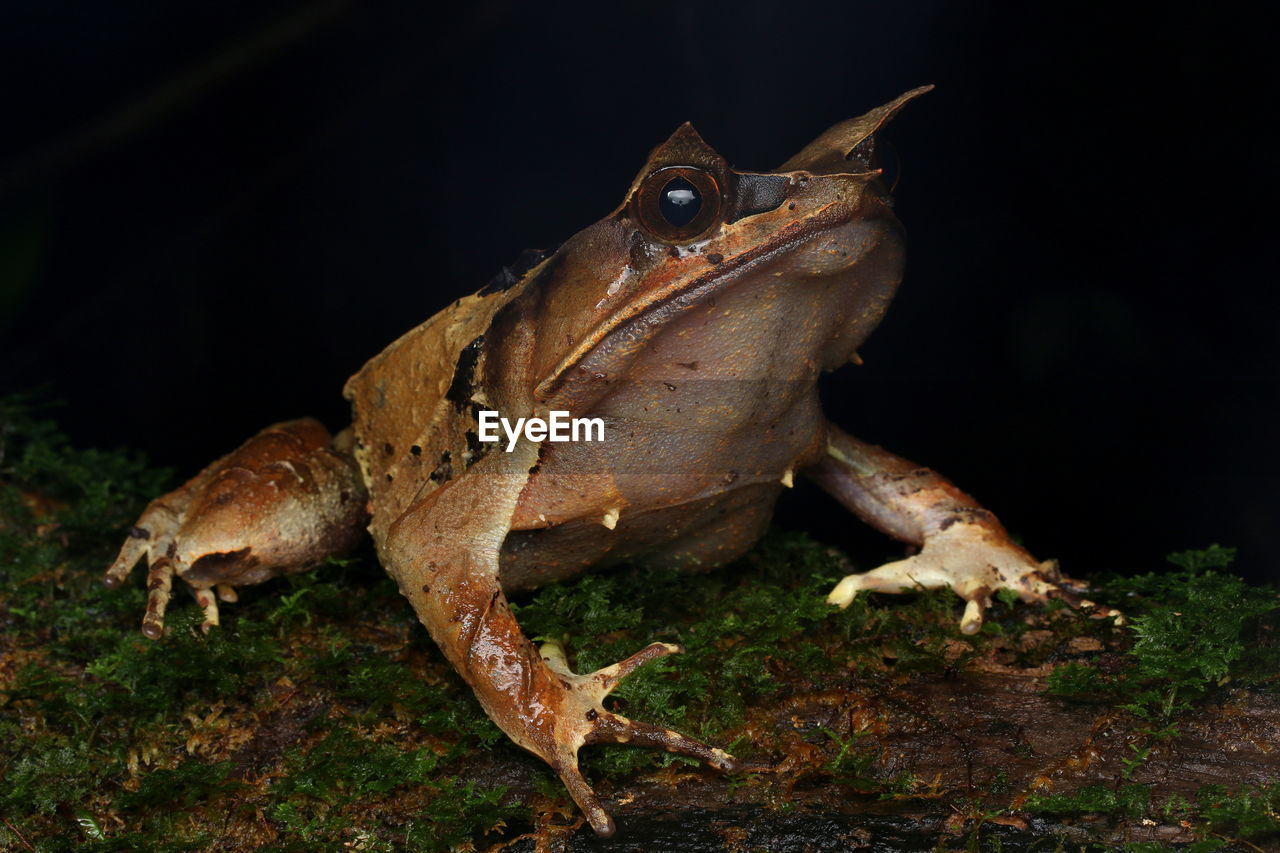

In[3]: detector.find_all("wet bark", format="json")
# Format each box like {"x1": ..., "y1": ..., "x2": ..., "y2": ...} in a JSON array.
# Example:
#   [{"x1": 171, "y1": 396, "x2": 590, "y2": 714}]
[{"x1": 479, "y1": 673, "x2": 1279, "y2": 851}]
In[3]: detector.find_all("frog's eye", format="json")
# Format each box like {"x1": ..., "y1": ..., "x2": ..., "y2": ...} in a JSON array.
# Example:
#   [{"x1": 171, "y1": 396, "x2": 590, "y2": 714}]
[{"x1": 633, "y1": 167, "x2": 722, "y2": 243}]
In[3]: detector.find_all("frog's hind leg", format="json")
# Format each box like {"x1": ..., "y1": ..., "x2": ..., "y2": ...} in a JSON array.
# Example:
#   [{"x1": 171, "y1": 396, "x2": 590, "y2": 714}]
[
  {"x1": 105, "y1": 418, "x2": 368, "y2": 638},
  {"x1": 805, "y1": 422, "x2": 1111, "y2": 634}
]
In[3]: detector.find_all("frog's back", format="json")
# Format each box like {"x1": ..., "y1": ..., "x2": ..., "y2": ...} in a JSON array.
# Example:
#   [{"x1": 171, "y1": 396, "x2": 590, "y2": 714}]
[{"x1": 343, "y1": 289, "x2": 514, "y2": 543}]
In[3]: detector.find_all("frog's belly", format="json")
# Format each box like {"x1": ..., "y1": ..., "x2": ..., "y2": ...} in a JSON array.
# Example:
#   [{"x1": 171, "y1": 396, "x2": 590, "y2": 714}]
[
  {"x1": 509, "y1": 373, "x2": 825, "y2": 531},
  {"x1": 498, "y1": 483, "x2": 780, "y2": 594}
]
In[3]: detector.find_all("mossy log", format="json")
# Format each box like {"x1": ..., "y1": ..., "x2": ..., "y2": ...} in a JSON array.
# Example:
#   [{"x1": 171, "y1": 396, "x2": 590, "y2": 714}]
[{"x1": 1, "y1": 404, "x2": 1277, "y2": 852}]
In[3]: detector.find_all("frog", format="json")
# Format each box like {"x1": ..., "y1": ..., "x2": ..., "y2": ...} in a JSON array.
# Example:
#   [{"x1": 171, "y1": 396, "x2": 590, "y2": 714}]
[{"x1": 104, "y1": 86, "x2": 1095, "y2": 837}]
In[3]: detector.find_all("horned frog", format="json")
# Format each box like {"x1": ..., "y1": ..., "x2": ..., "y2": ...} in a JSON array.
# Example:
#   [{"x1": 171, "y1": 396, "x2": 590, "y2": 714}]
[{"x1": 105, "y1": 87, "x2": 1090, "y2": 836}]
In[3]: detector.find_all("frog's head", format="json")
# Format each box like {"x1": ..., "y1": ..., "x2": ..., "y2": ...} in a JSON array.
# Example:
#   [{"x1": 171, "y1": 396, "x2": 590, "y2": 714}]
[{"x1": 525, "y1": 86, "x2": 933, "y2": 408}]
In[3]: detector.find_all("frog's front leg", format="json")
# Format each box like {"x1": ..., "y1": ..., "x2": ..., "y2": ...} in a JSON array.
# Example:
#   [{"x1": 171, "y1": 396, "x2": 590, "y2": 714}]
[
  {"x1": 383, "y1": 439, "x2": 739, "y2": 838},
  {"x1": 807, "y1": 423, "x2": 1100, "y2": 634},
  {"x1": 104, "y1": 418, "x2": 368, "y2": 637}
]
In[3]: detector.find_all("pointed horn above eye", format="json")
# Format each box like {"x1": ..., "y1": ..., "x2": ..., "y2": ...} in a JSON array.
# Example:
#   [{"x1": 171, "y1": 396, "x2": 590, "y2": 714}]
[
  {"x1": 637, "y1": 121, "x2": 729, "y2": 177},
  {"x1": 662, "y1": 121, "x2": 710, "y2": 149},
  {"x1": 777, "y1": 84, "x2": 934, "y2": 173}
]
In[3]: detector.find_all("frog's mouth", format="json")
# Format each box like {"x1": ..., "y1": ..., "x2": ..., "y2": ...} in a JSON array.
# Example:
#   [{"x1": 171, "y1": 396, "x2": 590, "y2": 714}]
[{"x1": 537, "y1": 203, "x2": 903, "y2": 410}]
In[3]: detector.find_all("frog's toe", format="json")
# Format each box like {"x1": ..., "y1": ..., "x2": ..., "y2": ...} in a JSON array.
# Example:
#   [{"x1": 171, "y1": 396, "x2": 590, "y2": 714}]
[
  {"x1": 191, "y1": 587, "x2": 221, "y2": 633},
  {"x1": 140, "y1": 558, "x2": 176, "y2": 640},
  {"x1": 586, "y1": 710, "x2": 742, "y2": 772},
  {"x1": 552, "y1": 749, "x2": 616, "y2": 838},
  {"x1": 541, "y1": 639, "x2": 683, "y2": 690},
  {"x1": 1001, "y1": 561, "x2": 1123, "y2": 622},
  {"x1": 828, "y1": 557, "x2": 918, "y2": 607},
  {"x1": 826, "y1": 554, "x2": 961, "y2": 609},
  {"x1": 827, "y1": 556, "x2": 1000, "y2": 634},
  {"x1": 104, "y1": 534, "x2": 148, "y2": 589},
  {"x1": 592, "y1": 641, "x2": 684, "y2": 691}
]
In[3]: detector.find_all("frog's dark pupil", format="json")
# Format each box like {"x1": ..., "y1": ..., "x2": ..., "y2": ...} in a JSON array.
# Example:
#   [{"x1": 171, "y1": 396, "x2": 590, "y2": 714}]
[{"x1": 659, "y1": 176, "x2": 701, "y2": 227}]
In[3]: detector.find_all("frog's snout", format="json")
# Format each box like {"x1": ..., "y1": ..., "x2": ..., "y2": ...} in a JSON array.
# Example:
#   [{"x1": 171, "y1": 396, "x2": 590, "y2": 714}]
[{"x1": 777, "y1": 85, "x2": 933, "y2": 175}]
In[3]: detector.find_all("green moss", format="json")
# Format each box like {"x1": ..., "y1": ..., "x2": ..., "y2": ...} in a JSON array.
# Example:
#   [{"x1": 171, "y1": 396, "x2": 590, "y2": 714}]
[
  {"x1": 120, "y1": 759, "x2": 241, "y2": 809},
  {"x1": 1197, "y1": 783, "x2": 1280, "y2": 841},
  {"x1": 409, "y1": 778, "x2": 524, "y2": 850},
  {"x1": 1122, "y1": 557, "x2": 1277, "y2": 720},
  {"x1": 85, "y1": 611, "x2": 284, "y2": 716},
  {"x1": 508, "y1": 529, "x2": 873, "y2": 783},
  {"x1": 818, "y1": 726, "x2": 880, "y2": 787},
  {"x1": 0, "y1": 742, "x2": 109, "y2": 816},
  {"x1": 266, "y1": 727, "x2": 522, "y2": 850},
  {"x1": 274, "y1": 728, "x2": 441, "y2": 800},
  {"x1": 1047, "y1": 546, "x2": 1279, "y2": 723},
  {"x1": 1024, "y1": 783, "x2": 1152, "y2": 820},
  {"x1": 1045, "y1": 660, "x2": 1106, "y2": 696}
]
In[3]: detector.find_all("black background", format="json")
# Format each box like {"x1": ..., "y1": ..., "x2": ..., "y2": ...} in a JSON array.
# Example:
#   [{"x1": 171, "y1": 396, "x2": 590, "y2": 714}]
[{"x1": 1, "y1": 1, "x2": 1276, "y2": 584}]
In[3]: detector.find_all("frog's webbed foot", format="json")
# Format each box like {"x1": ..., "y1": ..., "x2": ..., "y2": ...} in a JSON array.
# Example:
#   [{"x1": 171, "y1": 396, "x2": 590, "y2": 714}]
[
  {"x1": 826, "y1": 522, "x2": 1101, "y2": 633},
  {"x1": 103, "y1": 418, "x2": 367, "y2": 638},
  {"x1": 537, "y1": 639, "x2": 741, "y2": 836}
]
